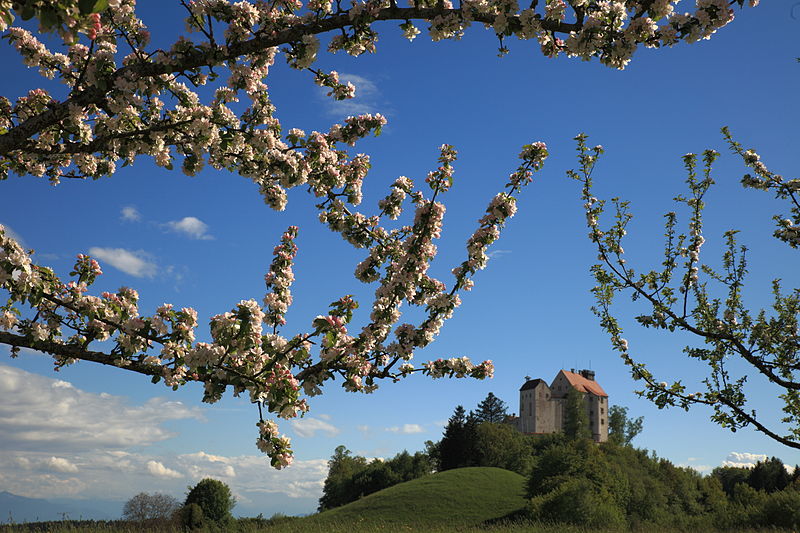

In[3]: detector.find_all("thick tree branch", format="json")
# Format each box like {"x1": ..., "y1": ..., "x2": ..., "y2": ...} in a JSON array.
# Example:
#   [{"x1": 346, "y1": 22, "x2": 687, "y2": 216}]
[
  {"x1": 0, "y1": 330, "x2": 162, "y2": 377},
  {"x1": 0, "y1": 8, "x2": 574, "y2": 157}
]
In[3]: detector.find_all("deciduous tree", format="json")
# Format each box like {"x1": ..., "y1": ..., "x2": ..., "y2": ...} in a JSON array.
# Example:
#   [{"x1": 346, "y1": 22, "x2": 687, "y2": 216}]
[
  {"x1": 122, "y1": 492, "x2": 180, "y2": 522},
  {"x1": 184, "y1": 478, "x2": 236, "y2": 525},
  {"x1": 0, "y1": 0, "x2": 756, "y2": 466},
  {"x1": 607, "y1": 404, "x2": 643, "y2": 446},
  {"x1": 563, "y1": 387, "x2": 590, "y2": 440}
]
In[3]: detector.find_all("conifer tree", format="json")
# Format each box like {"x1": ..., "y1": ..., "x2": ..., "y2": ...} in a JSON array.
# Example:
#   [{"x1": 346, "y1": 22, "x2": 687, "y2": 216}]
[
  {"x1": 474, "y1": 392, "x2": 508, "y2": 424},
  {"x1": 438, "y1": 405, "x2": 479, "y2": 470}
]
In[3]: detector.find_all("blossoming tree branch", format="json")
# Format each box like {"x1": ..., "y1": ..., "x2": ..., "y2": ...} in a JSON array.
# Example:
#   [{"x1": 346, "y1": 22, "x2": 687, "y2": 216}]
[
  {"x1": 571, "y1": 130, "x2": 800, "y2": 450},
  {"x1": 0, "y1": 0, "x2": 754, "y2": 467}
]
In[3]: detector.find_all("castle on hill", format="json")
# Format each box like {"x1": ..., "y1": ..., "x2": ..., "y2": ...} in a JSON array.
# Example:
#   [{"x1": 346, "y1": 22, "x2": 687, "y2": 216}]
[{"x1": 516, "y1": 369, "x2": 608, "y2": 443}]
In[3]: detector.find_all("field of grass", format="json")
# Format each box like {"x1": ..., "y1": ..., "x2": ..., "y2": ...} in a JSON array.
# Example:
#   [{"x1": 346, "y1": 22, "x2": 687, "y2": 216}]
[
  {"x1": 310, "y1": 467, "x2": 528, "y2": 528},
  {"x1": 0, "y1": 519, "x2": 787, "y2": 533},
  {"x1": 0, "y1": 467, "x2": 791, "y2": 533}
]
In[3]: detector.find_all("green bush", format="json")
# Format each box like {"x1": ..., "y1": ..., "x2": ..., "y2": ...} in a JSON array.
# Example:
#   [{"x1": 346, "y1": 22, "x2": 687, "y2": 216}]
[
  {"x1": 529, "y1": 477, "x2": 626, "y2": 529},
  {"x1": 184, "y1": 478, "x2": 236, "y2": 525},
  {"x1": 181, "y1": 502, "x2": 205, "y2": 531},
  {"x1": 758, "y1": 488, "x2": 800, "y2": 529}
]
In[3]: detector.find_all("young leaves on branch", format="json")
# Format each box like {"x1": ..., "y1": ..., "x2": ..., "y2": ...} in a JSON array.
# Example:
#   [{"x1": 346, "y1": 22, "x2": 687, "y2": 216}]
[{"x1": 571, "y1": 132, "x2": 800, "y2": 450}]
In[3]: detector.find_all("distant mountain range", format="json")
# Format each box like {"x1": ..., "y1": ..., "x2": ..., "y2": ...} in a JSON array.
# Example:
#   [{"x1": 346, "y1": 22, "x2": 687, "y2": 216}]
[{"x1": 0, "y1": 491, "x2": 119, "y2": 523}]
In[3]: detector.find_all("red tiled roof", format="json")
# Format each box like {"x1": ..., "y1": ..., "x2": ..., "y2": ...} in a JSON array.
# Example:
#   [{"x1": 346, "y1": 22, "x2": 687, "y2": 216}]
[{"x1": 561, "y1": 370, "x2": 608, "y2": 397}]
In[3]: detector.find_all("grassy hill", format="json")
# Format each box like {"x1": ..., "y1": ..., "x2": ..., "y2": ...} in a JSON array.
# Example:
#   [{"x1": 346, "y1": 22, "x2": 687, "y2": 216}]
[{"x1": 306, "y1": 467, "x2": 528, "y2": 528}]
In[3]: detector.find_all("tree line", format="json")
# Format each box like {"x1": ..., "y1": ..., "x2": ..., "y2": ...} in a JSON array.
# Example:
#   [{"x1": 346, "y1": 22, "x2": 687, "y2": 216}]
[{"x1": 318, "y1": 391, "x2": 800, "y2": 530}]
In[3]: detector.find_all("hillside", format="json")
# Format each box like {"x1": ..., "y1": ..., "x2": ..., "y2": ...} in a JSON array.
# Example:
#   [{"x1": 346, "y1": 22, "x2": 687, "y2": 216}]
[
  {"x1": 0, "y1": 491, "x2": 114, "y2": 523},
  {"x1": 308, "y1": 467, "x2": 527, "y2": 527}
]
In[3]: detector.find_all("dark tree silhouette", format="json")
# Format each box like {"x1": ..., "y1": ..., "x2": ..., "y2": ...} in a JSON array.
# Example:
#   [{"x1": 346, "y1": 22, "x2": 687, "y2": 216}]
[
  {"x1": 438, "y1": 405, "x2": 479, "y2": 470},
  {"x1": 474, "y1": 392, "x2": 508, "y2": 424}
]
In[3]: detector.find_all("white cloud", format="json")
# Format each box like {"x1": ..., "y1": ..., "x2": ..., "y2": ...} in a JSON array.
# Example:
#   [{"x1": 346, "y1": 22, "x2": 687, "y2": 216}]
[
  {"x1": 340, "y1": 74, "x2": 378, "y2": 96},
  {"x1": 0, "y1": 364, "x2": 203, "y2": 453},
  {"x1": 0, "y1": 366, "x2": 328, "y2": 512},
  {"x1": 208, "y1": 456, "x2": 328, "y2": 499},
  {"x1": 487, "y1": 249, "x2": 512, "y2": 259},
  {"x1": 44, "y1": 456, "x2": 79, "y2": 474},
  {"x1": 165, "y1": 217, "x2": 213, "y2": 240},
  {"x1": 0, "y1": 449, "x2": 329, "y2": 508},
  {"x1": 178, "y1": 452, "x2": 237, "y2": 480},
  {"x1": 146, "y1": 460, "x2": 182, "y2": 479},
  {"x1": 291, "y1": 416, "x2": 340, "y2": 438},
  {"x1": 15, "y1": 455, "x2": 79, "y2": 474},
  {"x1": 722, "y1": 451, "x2": 768, "y2": 468},
  {"x1": 120, "y1": 206, "x2": 141, "y2": 222},
  {"x1": 323, "y1": 73, "x2": 383, "y2": 117},
  {"x1": 386, "y1": 423, "x2": 424, "y2": 434},
  {"x1": 88, "y1": 247, "x2": 157, "y2": 278}
]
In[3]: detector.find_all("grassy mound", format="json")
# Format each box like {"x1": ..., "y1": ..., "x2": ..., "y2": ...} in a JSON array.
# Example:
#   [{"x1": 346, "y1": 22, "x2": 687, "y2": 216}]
[{"x1": 309, "y1": 467, "x2": 528, "y2": 528}]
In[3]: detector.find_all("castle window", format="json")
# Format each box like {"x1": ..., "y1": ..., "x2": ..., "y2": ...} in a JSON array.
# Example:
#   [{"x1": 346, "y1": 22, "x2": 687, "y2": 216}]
[
  {"x1": 601, "y1": 418, "x2": 605, "y2": 425},
  {"x1": 601, "y1": 407, "x2": 604, "y2": 414}
]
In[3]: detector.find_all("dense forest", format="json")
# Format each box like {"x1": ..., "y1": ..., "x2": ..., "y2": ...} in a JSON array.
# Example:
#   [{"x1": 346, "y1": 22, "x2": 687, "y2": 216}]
[{"x1": 319, "y1": 393, "x2": 800, "y2": 530}]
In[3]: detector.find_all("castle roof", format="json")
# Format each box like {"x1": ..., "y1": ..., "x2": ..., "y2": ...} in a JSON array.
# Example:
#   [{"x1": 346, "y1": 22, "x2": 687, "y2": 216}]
[
  {"x1": 519, "y1": 378, "x2": 547, "y2": 391},
  {"x1": 560, "y1": 370, "x2": 608, "y2": 397}
]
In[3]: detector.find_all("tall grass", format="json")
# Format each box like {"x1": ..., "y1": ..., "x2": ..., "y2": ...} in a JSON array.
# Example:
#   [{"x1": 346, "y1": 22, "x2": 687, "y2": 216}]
[{"x1": 0, "y1": 519, "x2": 787, "y2": 533}]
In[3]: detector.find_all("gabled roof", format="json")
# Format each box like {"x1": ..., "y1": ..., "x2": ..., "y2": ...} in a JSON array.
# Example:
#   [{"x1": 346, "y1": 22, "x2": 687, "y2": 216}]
[
  {"x1": 519, "y1": 378, "x2": 547, "y2": 391},
  {"x1": 559, "y1": 370, "x2": 608, "y2": 397}
]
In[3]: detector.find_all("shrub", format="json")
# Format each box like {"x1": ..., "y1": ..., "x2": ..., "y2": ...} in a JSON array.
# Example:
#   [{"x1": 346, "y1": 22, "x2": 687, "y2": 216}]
[
  {"x1": 758, "y1": 489, "x2": 800, "y2": 529},
  {"x1": 181, "y1": 502, "x2": 205, "y2": 531},
  {"x1": 529, "y1": 476, "x2": 626, "y2": 529},
  {"x1": 185, "y1": 478, "x2": 236, "y2": 525}
]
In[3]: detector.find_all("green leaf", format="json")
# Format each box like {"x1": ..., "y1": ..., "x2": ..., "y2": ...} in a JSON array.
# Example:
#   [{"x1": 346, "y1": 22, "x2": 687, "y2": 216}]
[
  {"x1": 39, "y1": 7, "x2": 58, "y2": 29},
  {"x1": 20, "y1": 4, "x2": 35, "y2": 20},
  {"x1": 79, "y1": 0, "x2": 96, "y2": 15},
  {"x1": 79, "y1": 0, "x2": 109, "y2": 14}
]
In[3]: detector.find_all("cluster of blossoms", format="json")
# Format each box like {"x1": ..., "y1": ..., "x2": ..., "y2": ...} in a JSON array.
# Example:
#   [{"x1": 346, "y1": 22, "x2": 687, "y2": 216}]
[
  {"x1": 264, "y1": 227, "x2": 299, "y2": 328},
  {"x1": 723, "y1": 128, "x2": 800, "y2": 250},
  {"x1": 423, "y1": 356, "x2": 494, "y2": 378}
]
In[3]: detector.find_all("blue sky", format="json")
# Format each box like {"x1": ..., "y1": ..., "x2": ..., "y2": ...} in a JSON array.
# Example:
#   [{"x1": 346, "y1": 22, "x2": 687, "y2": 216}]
[{"x1": 0, "y1": 0, "x2": 799, "y2": 518}]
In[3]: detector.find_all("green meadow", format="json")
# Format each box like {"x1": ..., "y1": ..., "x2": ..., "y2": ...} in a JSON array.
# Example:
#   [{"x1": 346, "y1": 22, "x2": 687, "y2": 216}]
[{"x1": 0, "y1": 467, "x2": 788, "y2": 533}]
